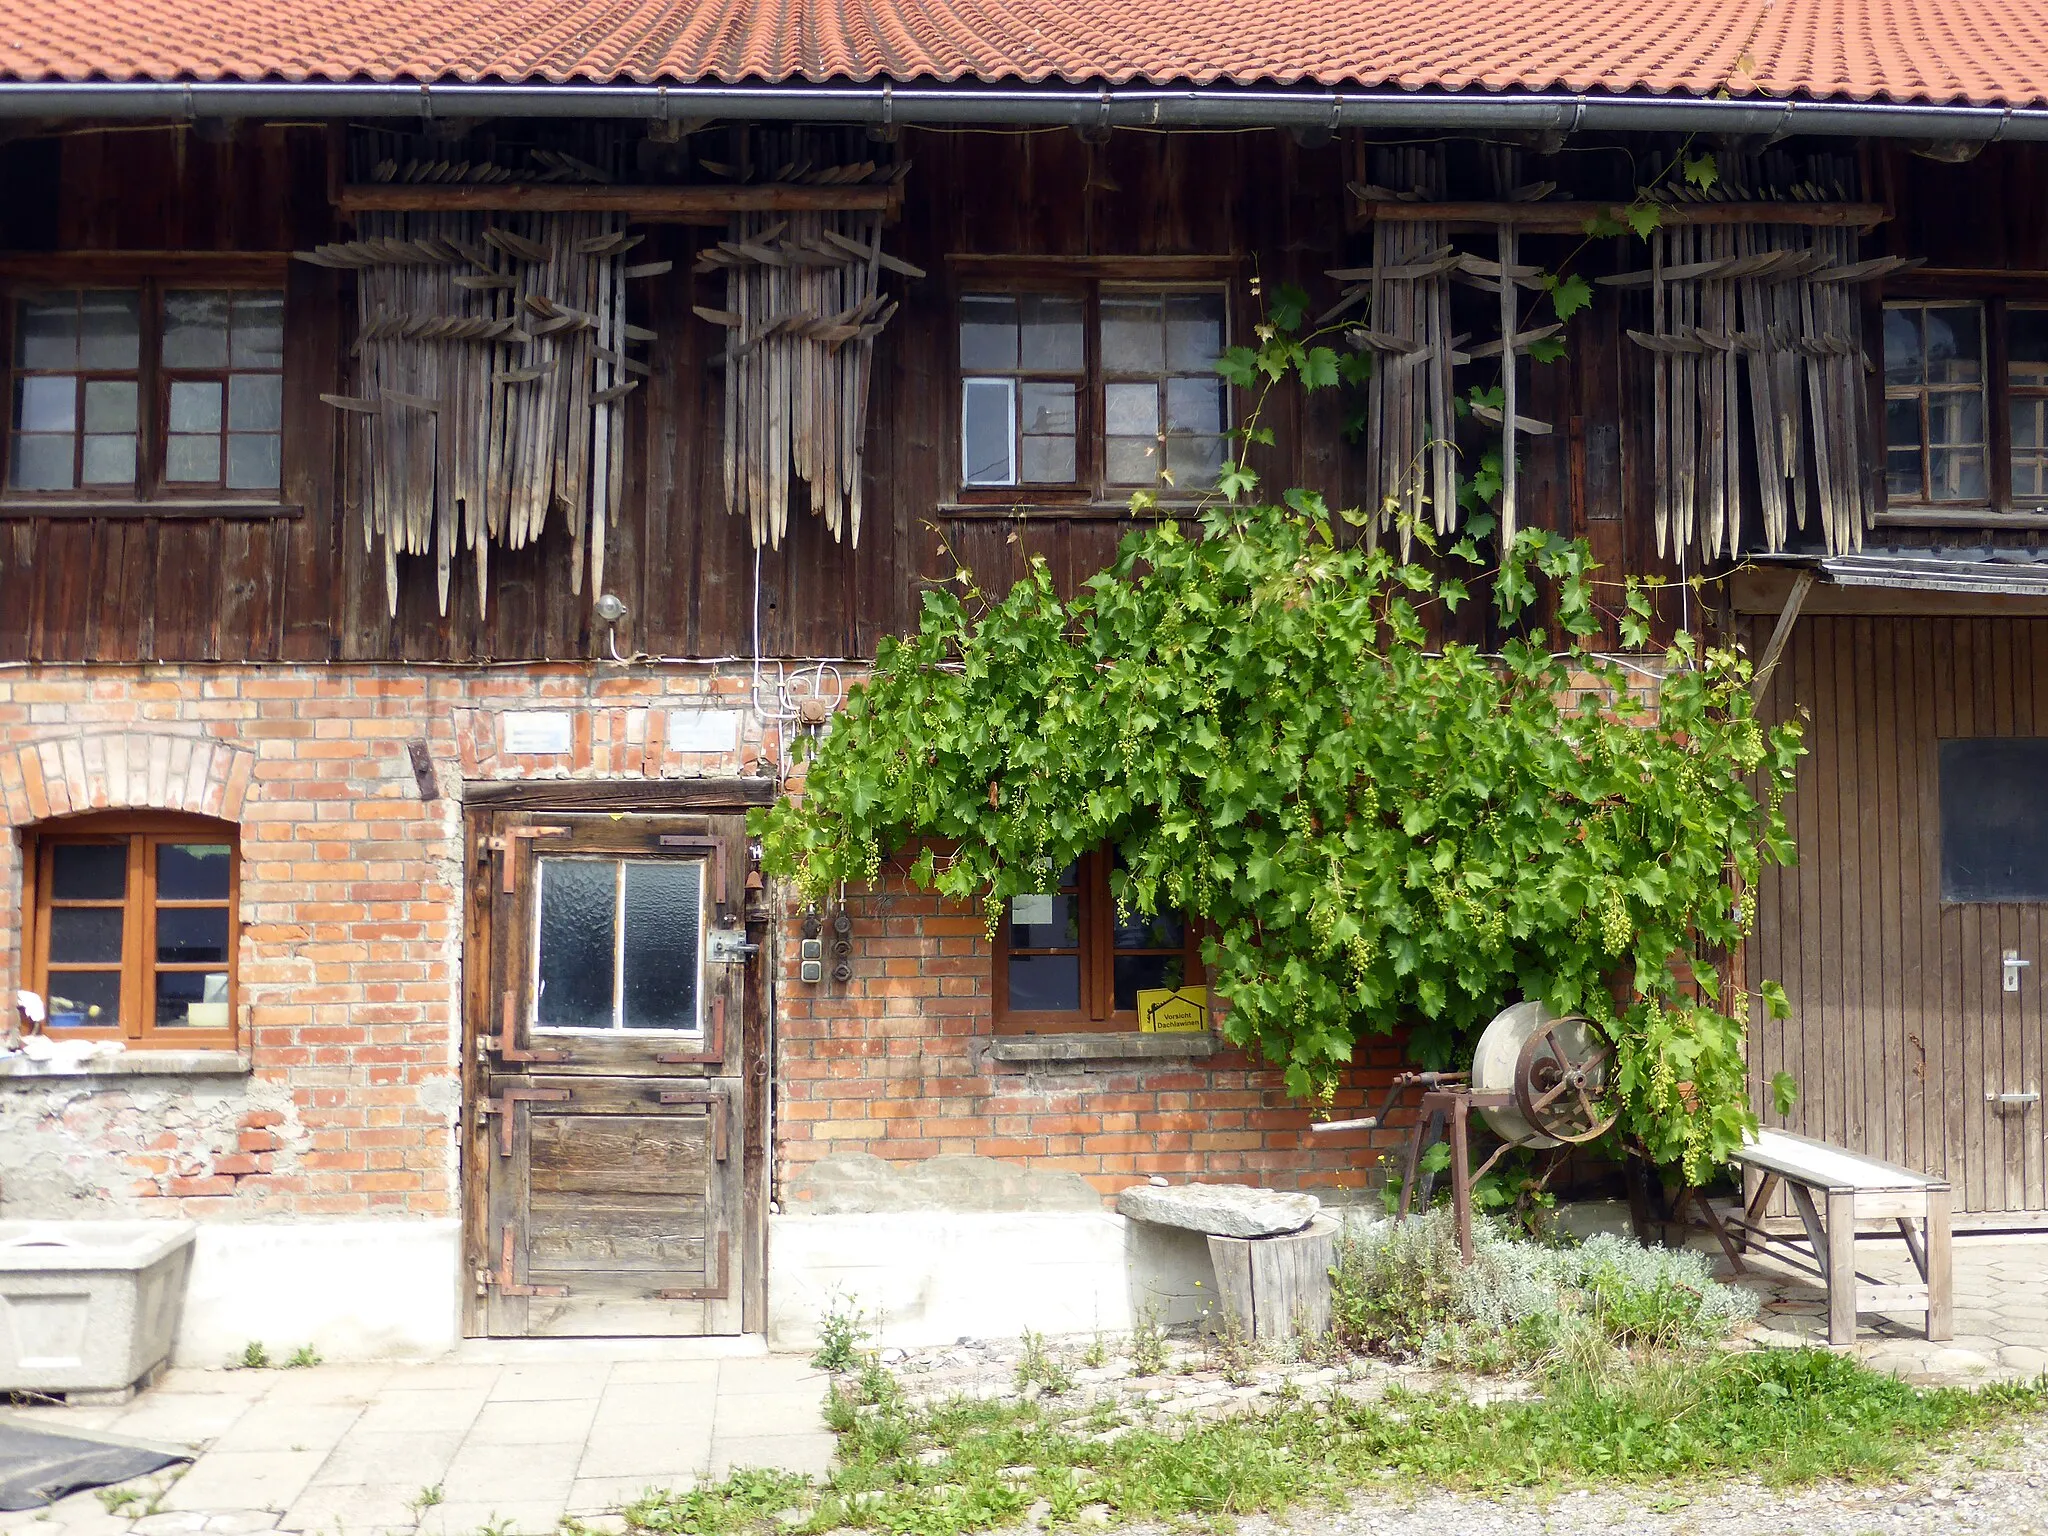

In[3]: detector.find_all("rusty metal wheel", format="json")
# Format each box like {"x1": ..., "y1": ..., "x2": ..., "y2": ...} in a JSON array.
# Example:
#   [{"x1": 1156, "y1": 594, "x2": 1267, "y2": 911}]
[{"x1": 1512, "y1": 1014, "x2": 1618, "y2": 1145}]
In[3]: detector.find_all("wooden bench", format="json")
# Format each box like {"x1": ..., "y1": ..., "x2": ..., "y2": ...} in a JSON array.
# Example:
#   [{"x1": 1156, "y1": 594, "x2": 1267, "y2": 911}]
[{"x1": 1728, "y1": 1129, "x2": 1952, "y2": 1346}]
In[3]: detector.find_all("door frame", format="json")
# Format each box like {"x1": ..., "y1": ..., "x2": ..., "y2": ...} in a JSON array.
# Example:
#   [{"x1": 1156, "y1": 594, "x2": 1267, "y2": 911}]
[{"x1": 458, "y1": 778, "x2": 777, "y2": 1337}]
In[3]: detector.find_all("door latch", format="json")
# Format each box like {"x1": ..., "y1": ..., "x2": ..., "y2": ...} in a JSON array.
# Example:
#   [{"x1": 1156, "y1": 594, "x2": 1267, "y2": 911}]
[
  {"x1": 706, "y1": 926, "x2": 759, "y2": 963},
  {"x1": 1988, "y1": 1089, "x2": 2041, "y2": 1109},
  {"x1": 2004, "y1": 951, "x2": 2032, "y2": 993}
]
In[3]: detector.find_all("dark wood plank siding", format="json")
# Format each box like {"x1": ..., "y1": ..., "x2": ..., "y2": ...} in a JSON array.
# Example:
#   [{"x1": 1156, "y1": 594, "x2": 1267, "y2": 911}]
[{"x1": 1752, "y1": 614, "x2": 2048, "y2": 1214}]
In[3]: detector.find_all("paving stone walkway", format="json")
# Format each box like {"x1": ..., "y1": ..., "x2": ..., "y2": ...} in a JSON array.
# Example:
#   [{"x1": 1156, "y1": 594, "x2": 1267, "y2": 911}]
[
  {"x1": 0, "y1": 1341, "x2": 833, "y2": 1536},
  {"x1": 1717, "y1": 1229, "x2": 2048, "y2": 1383}
]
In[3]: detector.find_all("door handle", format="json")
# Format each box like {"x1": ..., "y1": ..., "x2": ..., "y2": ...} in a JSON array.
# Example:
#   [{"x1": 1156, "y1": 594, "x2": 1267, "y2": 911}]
[
  {"x1": 1987, "y1": 1090, "x2": 2041, "y2": 1108},
  {"x1": 2003, "y1": 951, "x2": 2031, "y2": 993}
]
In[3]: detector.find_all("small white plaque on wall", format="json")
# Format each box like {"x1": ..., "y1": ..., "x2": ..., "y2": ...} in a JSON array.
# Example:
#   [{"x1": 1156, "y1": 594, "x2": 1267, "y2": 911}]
[
  {"x1": 667, "y1": 708, "x2": 742, "y2": 753},
  {"x1": 502, "y1": 710, "x2": 573, "y2": 755}
]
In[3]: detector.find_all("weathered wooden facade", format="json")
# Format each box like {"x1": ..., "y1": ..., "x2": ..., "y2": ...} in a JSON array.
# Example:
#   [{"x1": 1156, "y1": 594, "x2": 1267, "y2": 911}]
[{"x1": 5, "y1": 103, "x2": 2048, "y2": 1353}]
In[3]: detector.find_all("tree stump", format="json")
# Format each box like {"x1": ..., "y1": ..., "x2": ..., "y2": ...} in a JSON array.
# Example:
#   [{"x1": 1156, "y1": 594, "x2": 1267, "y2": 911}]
[{"x1": 1205, "y1": 1214, "x2": 1337, "y2": 1342}]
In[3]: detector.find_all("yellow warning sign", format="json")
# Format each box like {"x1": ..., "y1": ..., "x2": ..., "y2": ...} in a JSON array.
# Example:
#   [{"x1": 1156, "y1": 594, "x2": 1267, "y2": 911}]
[{"x1": 1137, "y1": 986, "x2": 1210, "y2": 1033}]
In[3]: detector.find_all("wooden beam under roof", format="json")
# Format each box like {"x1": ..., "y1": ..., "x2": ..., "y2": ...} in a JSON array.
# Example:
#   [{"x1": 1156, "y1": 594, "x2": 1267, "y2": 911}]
[
  {"x1": 1352, "y1": 196, "x2": 1888, "y2": 232},
  {"x1": 334, "y1": 182, "x2": 903, "y2": 223}
]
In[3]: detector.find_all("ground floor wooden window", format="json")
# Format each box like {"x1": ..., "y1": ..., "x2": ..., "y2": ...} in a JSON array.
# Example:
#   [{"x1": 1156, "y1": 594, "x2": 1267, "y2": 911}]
[
  {"x1": 23, "y1": 813, "x2": 239, "y2": 1049},
  {"x1": 993, "y1": 847, "x2": 1204, "y2": 1033}
]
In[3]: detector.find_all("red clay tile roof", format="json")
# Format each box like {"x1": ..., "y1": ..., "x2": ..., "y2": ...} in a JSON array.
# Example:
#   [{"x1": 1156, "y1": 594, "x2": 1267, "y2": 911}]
[{"x1": 0, "y1": 0, "x2": 2045, "y2": 106}]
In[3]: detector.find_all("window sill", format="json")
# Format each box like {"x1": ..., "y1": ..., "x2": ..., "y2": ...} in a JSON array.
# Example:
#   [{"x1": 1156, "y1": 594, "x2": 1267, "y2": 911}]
[
  {"x1": 936, "y1": 502, "x2": 1211, "y2": 520},
  {"x1": 988, "y1": 1031, "x2": 1219, "y2": 1063},
  {"x1": 0, "y1": 500, "x2": 301, "y2": 521},
  {"x1": 0, "y1": 1048, "x2": 250, "y2": 1080},
  {"x1": 1873, "y1": 509, "x2": 2048, "y2": 530}
]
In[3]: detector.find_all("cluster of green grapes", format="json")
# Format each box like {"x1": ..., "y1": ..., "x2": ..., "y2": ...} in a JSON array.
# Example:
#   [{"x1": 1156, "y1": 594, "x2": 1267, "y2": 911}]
[{"x1": 1599, "y1": 882, "x2": 1633, "y2": 954}]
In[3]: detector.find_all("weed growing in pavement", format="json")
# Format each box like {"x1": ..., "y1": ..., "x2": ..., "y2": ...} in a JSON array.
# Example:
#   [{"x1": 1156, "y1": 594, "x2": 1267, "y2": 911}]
[
  {"x1": 810, "y1": 1294, "x2": 872, "y2": 1374},
  {"x1": 95, "y1": 1487, "x2": 146, "y2": 1516},
  {"x1": 1127, "y1": 1305, "x2": 1169, "y2": 1377},
  {"x1": 1014, "y1": 1330, "x2": 1076, "y2": 1397},
  {"x1": 406, "y1": 1484, "x2": 444, "y2": 1517},
  {"x1": 1081, "y1": 1334, "x2": 1109, "y2": 1369},
  {"x1": 232, "y1": 1340, "x2": 272, "y2": 1370},
  {"x1": 285, "y1": 1344, "x2": 323, "y2": 1368}
]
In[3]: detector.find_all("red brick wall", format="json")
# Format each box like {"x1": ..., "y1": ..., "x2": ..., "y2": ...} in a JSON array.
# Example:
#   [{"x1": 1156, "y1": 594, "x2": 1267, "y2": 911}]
[
  {"x1": 0, "y1": 663, "x2": 781, "y2": 1221},
  {"x1": 773, "y1": 869, "x2": 1410, "y2": 1204}
]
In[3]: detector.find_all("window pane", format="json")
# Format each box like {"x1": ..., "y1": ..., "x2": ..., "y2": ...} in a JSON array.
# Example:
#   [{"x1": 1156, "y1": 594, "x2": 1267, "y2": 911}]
[
  {"x1": 1101, "y1": 296, "x2": 1164, "y2": 372},
  {"x1": 1885, "y1": 397, "x2": 1924, "y2": 453},
  {"x1": 231, "y1": 293, "x2": 285, "y2": 368},
  {"x1": 1925, "y1": 306, "x2": 1982, "y2": 384},
  {"x1": 1008, "y1": 953, "x2": 1080, "y2": 1012},
  {"x1": 1165, "y1": 435, "x2": 1225, "y2": 489},
  {"x1": 155, "y1": 968, "x2": 229, "y2": 1028},
  {"x1": 1010, "y1": 893, "x2": 1078, "y2": 949},
  {"x1": 2011, "y1": 308, "x2": 2048, "y2": 374},
  {"x1": 51, "y1": 843, "x2": 126, "y2": 900},
  {"x1": 84, "y1": 379, "x2": 136, "y2": 433},
  {"x1": 1166, "y1": 294, "x2": 1225, "y2": 370},
  {"x1": 1113, "y1": 906, "x2": 1185, "y2": 949},
  {"x1": 1883, "y1": 307, "x2": 1923, "y2": 385},
  {"x1": 1887, "y1": 448, "x2": 1925, "y2": 498},
  {"x1": 82, "y1": 434, "x2": 136, "y2": 485},
  {"x1": 163, "y1": 291, "x2": 230, "y2": 368},
  {"x1": 620, "y1": 861, "x2": 700, "y2": 1031},
  {"x1": 536, "y1": 859, "x2": 617, "y2": 1030},
  {"x1": 78, "y1": 291, "x2": 140, "y2": 370},
  {"x1": 49, "y1": 907, "x2": 122, "y2": 964},
  {"x1": 228, "y1": 373, "x2": 282, "y2": 431},
  {"x1": 961, "y1": 377, "x2": 1016, "y2": 486},
  {"x1": 1927, "y1": 390, "x2": 1983, "y2": 446},
  {"x1": 1105, "y1": 382, "x2": 1158, "y2": 436},
  {"x1": 17, "y1": 376, "x2": 75, "y2": 433},
  {"x1": 45, "y1": 971, "x2": 120, "y2": 1028},
  {"x1": 1020, "y1": 434, "x2": 1076, "y2": 483},
  {"x1": 157, "y1": 906, "x2": 230, "y2": 965},
  {"x1": 169, "y1": 380, "x2": 223, "y2": 433},
  {"x1": 1106, "y1": 436, "x2": 1160, "y2": 485},
  {"x1": 1020, "y1": 295, "x2": 1084, "y2": 371},
  {"x1": 10, "y1": 434, "x2": 73, "y2": 490},
  {"x1": 226, "y1": 434, "x2": 281, "y2": 490},
  {"x1": 158, "y1": 843, "x2": 231, "y2": 900},
  {"x1": 166, "y1": 435, "x2": 220, "y2": 482},
  {"x1": 1166, "y1": 377, "x2": 1226, "y2": 434},
  {"x1": 1930, "y1": 447, "x2": 1987, "y2": 502},
  {"x1": 1113, "y1": 953, "x2": 1186, "y2": 1010},
  {"x1": 959, "y1": 295, "x2": 1019, "y2": 371},
  {"x1": 16, "y1": 295, "x2": 77, "y2": 370}
]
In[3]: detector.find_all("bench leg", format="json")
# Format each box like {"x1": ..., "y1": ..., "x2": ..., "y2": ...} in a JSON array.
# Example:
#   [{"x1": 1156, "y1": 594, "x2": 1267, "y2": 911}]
[
  {"x1": 1826, "y1": 1189, "x2": 1858, "y2": 1347},
  {"x1": 1926, "y1": 1188, "x2": 1952, "y2": 1343}
]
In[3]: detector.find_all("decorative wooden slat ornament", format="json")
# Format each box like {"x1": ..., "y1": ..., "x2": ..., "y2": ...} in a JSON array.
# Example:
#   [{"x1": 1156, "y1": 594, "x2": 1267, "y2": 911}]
[
  {"x1": 298, "y1": 208, "x2": 653, "y2": 615},
  {"x1": 705, "y1": 177, "x2": 915, "y2": 550}
]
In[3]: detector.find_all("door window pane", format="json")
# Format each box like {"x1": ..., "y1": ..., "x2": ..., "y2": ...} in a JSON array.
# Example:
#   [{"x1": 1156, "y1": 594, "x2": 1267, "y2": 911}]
[
  {"x1": 536, "y1": 859, "x2": 617, "y2": 1030},
  {"x1": 621, "y1": 862, "x2": 701, "y2": 1031}
]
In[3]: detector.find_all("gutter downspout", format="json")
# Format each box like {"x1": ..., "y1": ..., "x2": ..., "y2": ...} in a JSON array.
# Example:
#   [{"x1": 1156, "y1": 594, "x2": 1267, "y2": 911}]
[{"x1": 0, "y1": 82, "x2": 2042, "y2": 139}]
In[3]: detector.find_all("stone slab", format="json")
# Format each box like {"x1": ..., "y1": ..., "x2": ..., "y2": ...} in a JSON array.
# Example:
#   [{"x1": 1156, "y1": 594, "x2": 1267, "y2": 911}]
[{"x1": 1116, "y1": 1182, "x2": 1320, "y2": 1238}]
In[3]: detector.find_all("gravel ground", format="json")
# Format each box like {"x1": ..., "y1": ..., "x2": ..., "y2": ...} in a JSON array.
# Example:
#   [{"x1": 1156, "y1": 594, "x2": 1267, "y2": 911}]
[{"x1": 1233, "y1": 1421, "x2": 2048, "y2": 1536}]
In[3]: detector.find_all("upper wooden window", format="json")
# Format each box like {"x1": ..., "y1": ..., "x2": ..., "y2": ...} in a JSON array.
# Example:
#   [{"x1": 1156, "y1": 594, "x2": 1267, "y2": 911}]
[
  {"x1": 1884, "y1": 302, "x2": 1988, "y2": 506},
  {"x1": 6, "y1": 284, "x2": 283, "y2": 500},
  {"x1": 24, "y1": 814, "x2": 239, "y2": 1049},
  {"x1": 957, "y1": 282, "x2": 1229, "y2": 501},
  {"x1": 993, "y1": 847, "x2": 1204, "y2": 1033}
]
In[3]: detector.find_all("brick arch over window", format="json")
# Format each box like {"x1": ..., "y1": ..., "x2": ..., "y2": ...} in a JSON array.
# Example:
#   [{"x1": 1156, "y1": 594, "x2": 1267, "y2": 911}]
[{"x1": 0, "y1": 733, "x2": 255, "y2": 827}]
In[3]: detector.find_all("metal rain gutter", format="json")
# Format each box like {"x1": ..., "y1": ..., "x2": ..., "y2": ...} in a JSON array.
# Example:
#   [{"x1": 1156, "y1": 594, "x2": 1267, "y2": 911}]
[{"x1": 0, "y1": 81, "x2": 2041, "y2": 139}]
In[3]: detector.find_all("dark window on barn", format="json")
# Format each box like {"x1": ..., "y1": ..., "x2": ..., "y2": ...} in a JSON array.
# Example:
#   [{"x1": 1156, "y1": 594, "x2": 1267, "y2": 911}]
[
  {"x1": 6, "y1": 284, "x2": 284, "y2": 500},
  {"x1": 1884, "y1": 302, "x2": 1988, "y2": 506},
  {"x1": 1939, "y1": 738, "x2": 2048, "y2": 903},
  {"x1": 993, "y1": 848, "x2": 1206, "y2": 1033},
  {"x1": 957, "y1": 284, "x2": 1228, "y2": 500},
  {"x1": 25, "y1": 813, "x2": 240, "y2": 1048}
]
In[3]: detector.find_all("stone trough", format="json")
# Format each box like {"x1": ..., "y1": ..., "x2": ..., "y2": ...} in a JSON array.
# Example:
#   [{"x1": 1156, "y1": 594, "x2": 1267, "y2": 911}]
[{"x1": 1116, "y1": 1183, "x2": 1337, "y2": 1342}]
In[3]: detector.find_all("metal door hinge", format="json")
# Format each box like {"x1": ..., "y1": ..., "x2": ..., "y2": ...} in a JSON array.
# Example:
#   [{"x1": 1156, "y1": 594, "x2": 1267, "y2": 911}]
[
  {"x1": 658, "y1": 996, "x2": 726, "y2": 1066},
  {"x1": 656, "y1": 1084, "x2": 731, "y2": 1161},
  {"x1": 483, "y1": 1226, "x2": 567, "y2": 1299},
  {"x1": 655, "y1": 1232, "x2": 732, "y2": 1301},
  {"x1": 484, "y1": 825, "x2": 569, "y2": 891},
  {"x1": 475, "y1": 1086, "x2": 570, "y2": 1156}
]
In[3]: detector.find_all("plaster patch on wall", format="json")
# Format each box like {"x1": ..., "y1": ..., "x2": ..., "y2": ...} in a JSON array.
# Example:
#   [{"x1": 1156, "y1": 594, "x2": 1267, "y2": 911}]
[{"x1": 789, "y1": 1151, "x2": 1103, "y2": 1214}]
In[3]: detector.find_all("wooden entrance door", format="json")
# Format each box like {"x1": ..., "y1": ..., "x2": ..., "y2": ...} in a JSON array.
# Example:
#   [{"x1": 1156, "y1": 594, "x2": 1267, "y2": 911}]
[
  {"x1": 465, "y1": 809, "x2": 752, "y2": 1334},
  {"x1": 1750, "y1": 614, "x2": 2048, "y2": 1217}
]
